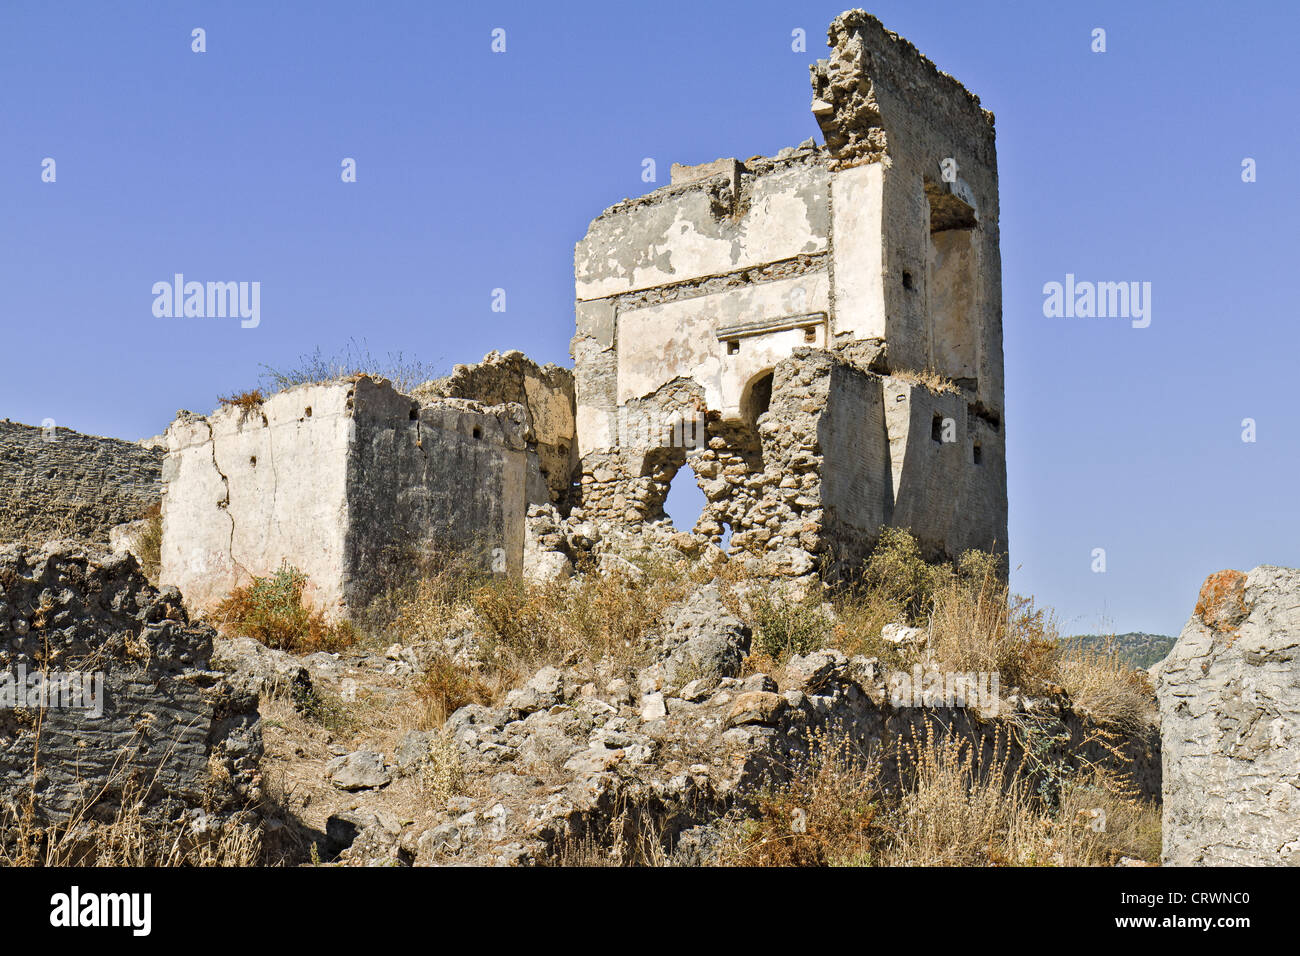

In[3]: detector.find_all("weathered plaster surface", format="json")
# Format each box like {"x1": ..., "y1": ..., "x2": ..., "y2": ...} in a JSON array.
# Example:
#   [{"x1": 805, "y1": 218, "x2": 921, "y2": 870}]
[{"x1": 161, "y1": 376, "x2": 546, "y2": 618}]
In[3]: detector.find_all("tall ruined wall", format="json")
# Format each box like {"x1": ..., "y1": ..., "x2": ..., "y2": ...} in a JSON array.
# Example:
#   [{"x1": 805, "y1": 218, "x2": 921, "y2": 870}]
[
  {"x1": 413, "y1": 350, "x2": 577, "y2": 508},
  {"x1": 161, "y1": 383, "x2": 356, "y2": 615},
  {"x1": 882, "y1": 380, "x2": 1007, "y2": 560},
  {"x1": 813, "y1": 10, "x2": 1003, "y2": 412},
  {"x1": 1155, "y1": 567, "x2": 1300, "y2": 865},
  {"x1": 344, "y1": 379, "x2": 539, "y2": 609},
  {"x1": 573, "y1": 146, "x2": 830, "y2": 459},
  {"x1": 161, "y1": 377, "x2": 540, "y2": 618},
  {"x1": 569, "y1": 9, "x2": 1007, "y2": 574},
  {"x1": 0, "y1": 420, "x2": 163, "y2": 545}
]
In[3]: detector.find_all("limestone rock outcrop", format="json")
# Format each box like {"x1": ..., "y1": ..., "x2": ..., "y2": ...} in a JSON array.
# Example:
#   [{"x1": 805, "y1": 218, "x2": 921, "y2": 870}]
[{"x1": 1155, "y1": 566, "x2": 1300, "y2": 865}]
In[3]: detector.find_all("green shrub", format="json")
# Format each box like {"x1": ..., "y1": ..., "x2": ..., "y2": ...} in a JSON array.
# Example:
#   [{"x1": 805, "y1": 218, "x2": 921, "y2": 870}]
[
  {"x1": 751, "y1": 594, "x2": 831, "y2": 661},
  {"x1": 859, "y1": 527, "x2": 952, "y2": 624}
]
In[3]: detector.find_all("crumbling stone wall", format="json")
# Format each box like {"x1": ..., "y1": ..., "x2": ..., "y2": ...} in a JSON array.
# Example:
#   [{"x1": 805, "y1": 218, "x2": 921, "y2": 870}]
[
  {"x1": 1155, "y1": 567, "x2": 1300, "y2": 865},
  {"x1": 161, "y1": 376, "x2": 548, "y2": 618},
  {"x1": 0, "y1": 544, "x2": 261, "y2": 833},
  {"x1": 812, "y1": 9, "x2": 1003, "y2": 401},
  {"x1": 569, "y1": 10, "x2": 1007, "y2": 578},
  {"x1": 414, "y1": 350, "x2": 578, "y2": 508},
  {"x1": 0, "y1": 421, "x2": 163, "y2": 545}
]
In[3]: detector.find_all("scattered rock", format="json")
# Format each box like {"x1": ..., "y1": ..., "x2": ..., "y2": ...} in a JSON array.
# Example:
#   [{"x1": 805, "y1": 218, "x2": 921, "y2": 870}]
[
  {"x1": 503, "y1": 666, "x2": 565, "y2": 719},
  {"x1": 327, "y1": 751, "x2": 392, "y2": 791},
  {"x1": 640, "y1": 691, "x2": 668, "y2": 721},
  {"x1": 726, "y1": 691, "x2": 788, "y2": 728},
  {"x1": 325, "y1": 810, "x2": 377, "y2": 856},
  {"x1": 881, "y1": 622, "x2": 926, "y2": 647},
  {"x1": 785, "y1": 650, "x2": 847, "y2": 692},
  {"x1": 661, "y1": 586, "x2": 751, "y2": 681},
  {"x1": 212, "y1": 635, "x2": 312, "y2": 703}
]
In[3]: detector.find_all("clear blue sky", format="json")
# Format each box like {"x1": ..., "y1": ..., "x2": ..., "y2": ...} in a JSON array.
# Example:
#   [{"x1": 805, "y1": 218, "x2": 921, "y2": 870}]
[{"x1": 2, "y1": 1, "x2": 1296, "y2": 637}]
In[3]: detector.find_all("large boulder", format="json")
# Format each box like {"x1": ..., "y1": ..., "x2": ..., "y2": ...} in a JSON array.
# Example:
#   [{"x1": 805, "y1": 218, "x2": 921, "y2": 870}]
[
  {"x1": 660, "y1": 586, "x2": 751, "y2": 682},
  {"x1": 1155, "y1": 566, "x2": 1300, "y2": 865}
]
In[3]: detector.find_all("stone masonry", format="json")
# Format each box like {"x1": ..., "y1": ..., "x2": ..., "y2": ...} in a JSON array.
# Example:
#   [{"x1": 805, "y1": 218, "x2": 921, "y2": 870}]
[
  {"x1": 28, "y1": 11, "x2": 1009, "y2": 614},
  {"x1": 413, "y1": 350, "x2": 578, "y2": 508},
  {"x1": 571, "y1": 10, "x2": 1007, "y2": 577},
  {"x1": 0, "y1": 420, "x2": 163, "y2": 545},
  {"x1": 0, "y1": 543, "x2": 261, "y2": 833}
]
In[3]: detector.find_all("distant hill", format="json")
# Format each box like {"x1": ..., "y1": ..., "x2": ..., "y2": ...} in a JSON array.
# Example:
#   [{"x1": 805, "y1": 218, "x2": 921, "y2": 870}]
[{"x1": 1060, "y1": 632, "x2": 1177, "y2": 670}]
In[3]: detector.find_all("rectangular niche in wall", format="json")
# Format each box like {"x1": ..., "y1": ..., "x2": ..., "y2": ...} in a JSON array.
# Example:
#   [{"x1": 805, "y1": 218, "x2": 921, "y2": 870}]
[{"x1": 925, "y1": 181, "x2": 979, "y2": 387}]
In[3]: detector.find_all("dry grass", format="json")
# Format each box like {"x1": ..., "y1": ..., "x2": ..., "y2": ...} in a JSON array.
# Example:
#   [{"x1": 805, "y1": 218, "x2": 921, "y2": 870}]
[
  {"x1": 0, "y1": 729, "x2": 263, "y2": 868},
  {"x1": 1, "y1": 798, "x2": 262, "y2": 867},
  {"x1": 416, "y1": 653, "x2": 494, "y2": 727},
  {"x1": 1056, "y1": 638, "x2": 1157, "y2": 735},
  {"x1": 882, "y1": 725, "x2": 1031, "y2": 865},
  {"x1": 383, "y1": 528, "x2": 1151, "y2": 738},
  {"x1": 891, "y1": 367, "x2": 962, "y2": 396},
  {"x1": 376, "y1": 546, "x2": 496, "y2": 647},
  {"x1": 716, "y1": 723, "x2": 1160, "y2": 868},
  {"x1": 216, "y1": 389, "x2": 266, "y2": 413},
  {"x1": 415, "y1": 730, "x2": 467, "y2": 806},
  {"x1": 259, "y1": 340, "x2": 439, "y2": 396},
  {"x1": 543, "y1": 795, "x2": 671, "y2": 867},
  {"x1": 737, "y1": 591, "x2": 832, "y2": 661},
  {"x1": 716, "y1": 729, "x2": 880, "y2": 866},
  {"x1": 215, "y1": 564, "x2": 357, "y2": 654},
  {"x1": 134, "y1": 502, "x2": 163, "y2": 582},
  {"x1": 384, "y1": 548, "x2": 704, "y2": 705},
  {"x1": 471, "y1": 553, "x2": 700, "y2": 681},
  {"x1": 925, "y1": 552, "x2": 1060, "y2": 693},
  {"x1": 819, "y1": 528, "x2": 952, "y2": 665},
  {"x1": 819, "y1": 531, "x2": 1147, "y2": 734}
]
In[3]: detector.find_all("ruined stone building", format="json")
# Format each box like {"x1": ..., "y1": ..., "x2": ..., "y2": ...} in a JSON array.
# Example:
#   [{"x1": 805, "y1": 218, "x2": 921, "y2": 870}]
[
  {"x1": 0, "y1": 11, "x2": 1009, "y2": 619},
  {"x1": 160, "y1": 353, "x2": 574, "y2": 616},
  {"x1": 571, "y1": 10, "x2": 1007, "y2": 578}
]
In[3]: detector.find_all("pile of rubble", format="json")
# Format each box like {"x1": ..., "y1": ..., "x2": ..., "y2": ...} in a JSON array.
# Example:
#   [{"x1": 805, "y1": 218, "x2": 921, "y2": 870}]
[{"x1": 222, "y1": 585, "x2": 1158, "y2": 867}]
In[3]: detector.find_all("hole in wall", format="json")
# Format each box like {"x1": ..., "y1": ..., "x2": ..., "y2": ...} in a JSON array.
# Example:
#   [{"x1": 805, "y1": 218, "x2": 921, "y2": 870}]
[
  {"x1": 409, "y1": 407, "x2": 419, "y2": 421},
  {"x1": 249, "y1": 456, "x2": 257, "y2": 467},
  {"x1": 741, "y1": 370, "x2": 774, "y2": 427},
  {"x1": 472, "y1": 426, "x2": 483, "y2": 440},
  {"x1": 663, "y1": 467, "x2": 706, "y2": 534},
  {"x1": 973, "y1": 442, "x2": 982, "y2": 465},
  {"x1": 803, "y1": 327, "x2": 817, "y2": 342},
  {"x1": 304, "y1": 407, "x2": 312, "y2": 418},
  {"x1": 931, "y1": 413, "x2": 944, "y2": 443},
  {"x1": 902, "y1": 270, "x2": 914, "y2": 290},
  {"x1": 726, "y1": 340, "x2": 740, "y2": 355}
]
